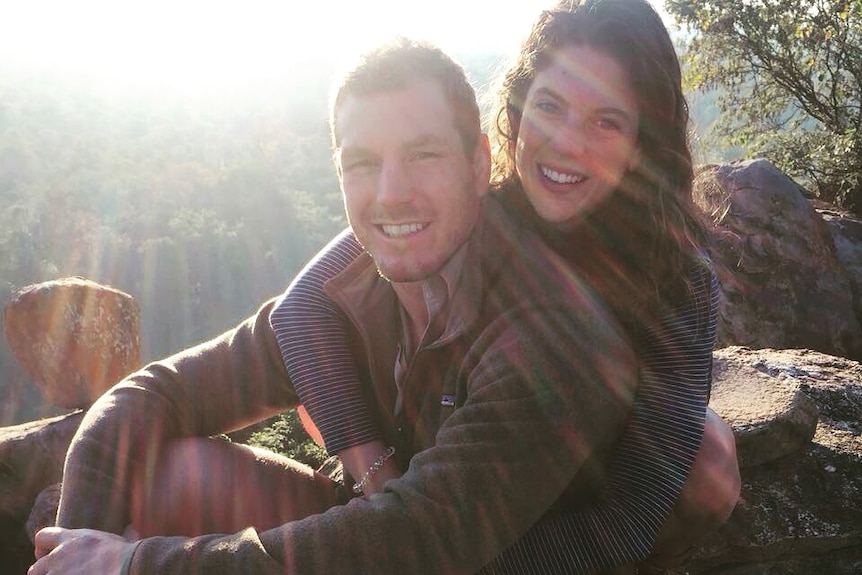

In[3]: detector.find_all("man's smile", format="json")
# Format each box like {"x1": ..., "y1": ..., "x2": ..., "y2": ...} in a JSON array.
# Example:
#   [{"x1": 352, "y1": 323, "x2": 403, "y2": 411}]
[{"x1": 380, "y1": 222, "x2": 429, "y2": 238}]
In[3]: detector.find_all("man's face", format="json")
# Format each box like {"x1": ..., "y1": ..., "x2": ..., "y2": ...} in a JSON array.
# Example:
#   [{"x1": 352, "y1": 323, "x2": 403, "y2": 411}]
[{"x1": 335, "y1": 78, "x2": 489, "y2": 283}]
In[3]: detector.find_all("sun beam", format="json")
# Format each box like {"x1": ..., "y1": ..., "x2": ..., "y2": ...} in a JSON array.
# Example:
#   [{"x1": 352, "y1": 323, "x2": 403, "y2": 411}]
[{"x1": 1, "y1": 1, "x2": 670, "y2": 96}]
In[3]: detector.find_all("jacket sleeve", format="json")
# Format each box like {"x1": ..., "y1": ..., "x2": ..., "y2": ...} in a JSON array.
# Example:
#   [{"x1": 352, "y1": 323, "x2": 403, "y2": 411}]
[
  {"x1": 124, "y1": 293, "x2": 638, "y2": 574},
  {"x1": 478, "y1": 265, "x2": 719, "y2": 574},
  {"x1": 56, "y1": 297, "x2": 299, "y2": 535},
  {"x1": 269, "y1": 228, "x2": 383, "y2": 454}
]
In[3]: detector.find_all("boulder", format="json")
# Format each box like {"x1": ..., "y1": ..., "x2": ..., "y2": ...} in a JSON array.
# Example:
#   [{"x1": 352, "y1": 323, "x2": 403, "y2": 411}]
[
  {"x1": 25, "y1": 483, "x2": 61, "y2": 543},
  {"x1": 696, "y1": 159, "x2": 862, "y2": 360},
  {"x1": 0, "y1": 411, "x2": 84, "y2": 575},
  {"x1": 3, "y1": 277, "x2": 141, "y2": 409},
  {"x1": 710, "y1": 347, "x2": 820, "y2": 467},
  {"x1": 816, "y1": 201, "x2": 862, "y2": 332},
  {"x1": 0, "y1": 411, "x2": 84, "y2": 521},
  {"x1": 691, "y1": 347, "x2": 862, "y2": 574}
]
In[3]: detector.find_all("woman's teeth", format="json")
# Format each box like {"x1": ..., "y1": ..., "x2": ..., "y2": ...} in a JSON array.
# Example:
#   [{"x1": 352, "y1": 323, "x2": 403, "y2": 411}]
[{"x1": 541, "y1": 165, "x2": 586, "y2": 184}]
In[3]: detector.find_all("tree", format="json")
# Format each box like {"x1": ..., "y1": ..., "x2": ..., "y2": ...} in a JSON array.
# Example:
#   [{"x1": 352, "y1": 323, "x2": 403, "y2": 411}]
[{"x1": 667, "y1": 0, "x2": 862, "y2": 211}]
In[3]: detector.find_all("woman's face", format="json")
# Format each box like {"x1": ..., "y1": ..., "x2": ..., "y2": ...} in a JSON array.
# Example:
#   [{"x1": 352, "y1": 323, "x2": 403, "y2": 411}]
[{"x1": 515, "y1": 44, "x2": 640, "y2": 227}]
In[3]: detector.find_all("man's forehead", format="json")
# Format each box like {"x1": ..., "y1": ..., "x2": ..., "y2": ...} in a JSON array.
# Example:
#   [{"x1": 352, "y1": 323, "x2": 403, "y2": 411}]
[{"x1": 335, "y1": 81, "x2": 460, "y2": 148}]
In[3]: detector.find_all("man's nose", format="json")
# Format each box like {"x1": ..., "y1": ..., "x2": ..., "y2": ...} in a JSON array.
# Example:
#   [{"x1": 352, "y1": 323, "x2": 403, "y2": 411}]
[{"x1": 377, "y1": 161, "x2": 411, "y2": 205}]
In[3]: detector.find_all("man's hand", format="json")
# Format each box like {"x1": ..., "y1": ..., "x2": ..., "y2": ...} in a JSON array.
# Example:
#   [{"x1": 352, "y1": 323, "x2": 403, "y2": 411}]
[{"x1": 29, "y1": 527, "x2": 136, "y2": 575}]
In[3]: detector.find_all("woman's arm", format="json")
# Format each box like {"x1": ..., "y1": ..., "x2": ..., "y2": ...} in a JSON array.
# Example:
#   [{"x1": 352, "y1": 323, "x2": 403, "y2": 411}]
[
  {"x1": 479, "y1": 263, "x2": 719, "y2": 574},
  {"x1": 269, "y1": 229, "x2": 401, "y2": 492}
]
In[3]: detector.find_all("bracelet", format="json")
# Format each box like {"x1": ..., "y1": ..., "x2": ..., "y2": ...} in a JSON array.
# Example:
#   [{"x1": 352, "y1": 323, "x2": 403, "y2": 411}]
[{"x1": 352, "y1": 446, "x2": 396, "y2": 494}]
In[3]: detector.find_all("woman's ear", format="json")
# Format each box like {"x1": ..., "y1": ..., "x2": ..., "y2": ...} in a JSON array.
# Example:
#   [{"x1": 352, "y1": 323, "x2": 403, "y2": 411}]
[
  {"x1": 628, "y1": 148, "x2": 642, "y2": 172},
  {"x1": 506, "y1": 104, "x2": 521, "y2": 138}
]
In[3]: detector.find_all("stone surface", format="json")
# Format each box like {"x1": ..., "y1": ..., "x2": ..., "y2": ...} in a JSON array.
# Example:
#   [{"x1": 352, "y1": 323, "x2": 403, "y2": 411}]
[
  {"x1": 710, "y1": 347, "x2": 820, "y2": 468},
  {"x1": 696, "y1": 159, "x2": 862, "y2": 360},
  {"x1": 691, "y1": 347, "x2": 862, "y2": 574},
  {"x1": 25, "y1": 483, "x2": 60, "y2": 543},
  {"x1": 0, "y1": 411, "x2": 83, "y2": 521},
  {"x1": 3, "y1": 277, "x2": 141, "y2": 409},
  {"x1": 0, "y1": 412, "x2": 83, "y2": 575},
  {"x1": 816, "y1": 201, "x2": 862, "y2": 332}
]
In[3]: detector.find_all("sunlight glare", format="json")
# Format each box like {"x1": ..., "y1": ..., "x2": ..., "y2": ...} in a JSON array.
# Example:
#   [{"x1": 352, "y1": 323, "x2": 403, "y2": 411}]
[{"x1": 0, "y1": 0, "x2": 671, "y2": 94}]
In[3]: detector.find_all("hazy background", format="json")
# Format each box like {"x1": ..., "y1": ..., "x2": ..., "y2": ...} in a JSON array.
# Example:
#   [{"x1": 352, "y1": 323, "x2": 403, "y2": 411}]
[{"x1": 0, "y1": 1, "x2": 714, "y2": 424}]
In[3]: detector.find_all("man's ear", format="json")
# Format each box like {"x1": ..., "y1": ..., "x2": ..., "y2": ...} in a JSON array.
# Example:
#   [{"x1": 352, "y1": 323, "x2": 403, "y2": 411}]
[
  {"x1": 333, "y1": 150, "x2": 344, "y2": 183},
  {"x1": 473, "y1": 134, "x2": 492, "y2": 196}
]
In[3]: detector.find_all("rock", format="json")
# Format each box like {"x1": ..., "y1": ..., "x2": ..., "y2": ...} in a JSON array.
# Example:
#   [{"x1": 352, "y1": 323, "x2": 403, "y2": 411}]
[
  {"x1": 0, "y1": 412, "x2": 84, "y2": 575},
  {"x1": 710, "y1": 347, "x2": 820, "y2": 467},
  {"x1": 691, "y1": 347, "x2": 862, "y2": 574},
  {"x1": 0, "y1": 512, "x2": 33, "y2": 575},
  {"x1": 696, "y1": 159, "x2": 862, "y2": 360},
  {"x1": 816, "y1": 201, "x2": 862, "y2": 335},
  {"x1": 25, "y1": 483, "x2": 60, "y2": 543},
  {"x1": 0, "y1": 411, "x2": 84, "y2": 522},
  {"x1": 3, "y1": 277, "x2": 141, "y2": 409}
]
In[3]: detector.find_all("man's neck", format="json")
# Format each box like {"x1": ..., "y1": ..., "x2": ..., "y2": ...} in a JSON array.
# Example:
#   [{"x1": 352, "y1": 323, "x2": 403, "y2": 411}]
[{"x1": 392, "y1": 281, "x2": 430, "y2": 345}]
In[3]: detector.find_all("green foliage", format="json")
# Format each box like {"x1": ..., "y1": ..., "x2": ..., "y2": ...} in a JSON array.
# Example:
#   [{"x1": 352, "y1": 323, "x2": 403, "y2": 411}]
[
  {"x1": 0, "y1": 63, "x2": 346, "y2": 421},
  {"x1": 0, "y1": 54, "x2": 500, "y2": 423},
  {"x1": 246, "y1": 409, "x2": 329, "y2": 469},
  {"x1": 667, "y1": 0, "x2": 862, "y2": 210}
]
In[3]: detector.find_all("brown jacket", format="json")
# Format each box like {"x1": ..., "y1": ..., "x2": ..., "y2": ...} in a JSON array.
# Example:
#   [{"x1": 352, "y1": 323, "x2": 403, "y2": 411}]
[{"x1": 58, "y1": 197, "x2": 637, "y2": 574}]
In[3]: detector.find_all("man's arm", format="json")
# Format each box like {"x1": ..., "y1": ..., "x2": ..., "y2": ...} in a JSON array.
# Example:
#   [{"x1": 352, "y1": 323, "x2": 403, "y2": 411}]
[
  {"x1": 121, "y1": 295, "x2": 637, "y2": 574},
  {"x1": 56, "y1": 297, "x2": 299, "y2": 535}
]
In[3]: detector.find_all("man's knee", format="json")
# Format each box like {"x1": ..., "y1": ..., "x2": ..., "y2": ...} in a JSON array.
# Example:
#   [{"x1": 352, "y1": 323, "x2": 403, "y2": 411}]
[
  {"x1": 128, "y1": 437, "x2": 222, "y2": 536},
  {"x1": 129, "y1": 437, "x2": 338, "y2": 537}
]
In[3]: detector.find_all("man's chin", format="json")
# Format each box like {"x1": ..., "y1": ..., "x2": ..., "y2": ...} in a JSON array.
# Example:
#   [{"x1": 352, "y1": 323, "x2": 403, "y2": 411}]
[{"x1": 374, "y1": 262, "x2": 436, "y2": 284}]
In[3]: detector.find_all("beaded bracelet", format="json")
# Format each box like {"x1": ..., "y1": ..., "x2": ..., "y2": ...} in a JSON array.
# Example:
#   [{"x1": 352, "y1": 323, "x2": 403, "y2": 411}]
[{"x1": 352, "y1": 446, "x2": 396, "y2": 494}]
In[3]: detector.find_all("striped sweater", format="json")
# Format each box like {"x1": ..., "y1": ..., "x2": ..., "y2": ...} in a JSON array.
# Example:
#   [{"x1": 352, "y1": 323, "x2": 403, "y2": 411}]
[{"x1": 271, "y1": 222, "x2": 718, "y2": 573}]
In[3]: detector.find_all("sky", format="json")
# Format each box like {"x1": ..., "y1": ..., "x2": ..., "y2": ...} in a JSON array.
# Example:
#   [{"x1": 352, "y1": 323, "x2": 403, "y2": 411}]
[{"x1": 0, "y1": 0, "x2": 672, "y2": 91}]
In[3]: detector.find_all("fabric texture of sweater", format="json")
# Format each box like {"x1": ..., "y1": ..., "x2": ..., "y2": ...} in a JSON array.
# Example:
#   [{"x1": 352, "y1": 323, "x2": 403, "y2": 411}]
[
  {"x1": 276, "y1": 194, "x2": 718, "y2": 572},
  {"x1": 57, "y1": 196, "x2": 637, "y2": 574}
]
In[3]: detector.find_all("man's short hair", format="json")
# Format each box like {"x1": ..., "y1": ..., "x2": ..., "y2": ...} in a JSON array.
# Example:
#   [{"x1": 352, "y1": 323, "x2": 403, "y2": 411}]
[{"x1": 329, "y1": 37, "x2": 482, "y2": 154}]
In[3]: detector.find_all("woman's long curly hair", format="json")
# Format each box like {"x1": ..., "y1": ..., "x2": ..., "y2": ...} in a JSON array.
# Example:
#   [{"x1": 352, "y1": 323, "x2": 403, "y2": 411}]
[{"x1": 489, "y1": 0, "x2": 712, "y2": 326}]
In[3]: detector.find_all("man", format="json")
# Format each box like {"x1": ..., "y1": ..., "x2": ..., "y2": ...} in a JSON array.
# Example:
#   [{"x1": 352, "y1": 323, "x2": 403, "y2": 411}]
[{"x1": 29, "y1": 39, "x2": 637, "y2": 574}]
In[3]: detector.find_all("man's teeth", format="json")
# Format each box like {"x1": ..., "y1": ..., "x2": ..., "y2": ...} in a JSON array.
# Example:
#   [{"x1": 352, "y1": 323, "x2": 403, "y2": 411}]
[
  {"x1": 541, "y1": 166, "x2": 585, "y2": 184},
  {"x1": 382, "y1": 223, "x2": 426, "y2": 237}
]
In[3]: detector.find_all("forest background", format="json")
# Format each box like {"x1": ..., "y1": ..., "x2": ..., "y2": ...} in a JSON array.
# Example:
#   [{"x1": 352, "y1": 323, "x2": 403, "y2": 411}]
[
  {"x1": 5, "y1": 0, "x2": 856, "y2": 439},
  {"x1": 0, "y1": 47, "x2": 729, "y2": 425}
]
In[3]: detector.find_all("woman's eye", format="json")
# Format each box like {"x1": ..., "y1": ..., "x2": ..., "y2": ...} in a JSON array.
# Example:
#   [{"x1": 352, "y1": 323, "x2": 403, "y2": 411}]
[
  {"x1": 596, "y1": 117, "x2": 623, "y2": 131},
  {"x1": 534, "y1": 100, "x2": 561, "y2": 114}
]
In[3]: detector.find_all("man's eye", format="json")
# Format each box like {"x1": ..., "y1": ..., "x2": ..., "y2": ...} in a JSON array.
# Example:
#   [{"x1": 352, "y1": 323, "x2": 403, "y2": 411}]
[
  {"x1": 344, "y1": 159, "x2": 378, "y2": 171},
  {"x1": 411, "y1": 150, "x2": 440, "y2": 161}
]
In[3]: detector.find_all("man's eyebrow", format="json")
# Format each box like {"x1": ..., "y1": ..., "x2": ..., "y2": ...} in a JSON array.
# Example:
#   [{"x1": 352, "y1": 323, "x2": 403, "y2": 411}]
[
  {"x1": 336, "y1": 133, "x2": 452, "y2": 160},
  {"x1": 336, "y1": 146, "x2": 372, "y2": 160},
  {"x1": 405, "y1": 134, "x2": 448, "y2": 148}
]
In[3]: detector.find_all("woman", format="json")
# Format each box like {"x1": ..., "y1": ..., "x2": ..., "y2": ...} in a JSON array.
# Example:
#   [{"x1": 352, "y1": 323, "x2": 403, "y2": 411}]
[{"x1": 275, "y1": 0, "x2": 739, "y2": 572}]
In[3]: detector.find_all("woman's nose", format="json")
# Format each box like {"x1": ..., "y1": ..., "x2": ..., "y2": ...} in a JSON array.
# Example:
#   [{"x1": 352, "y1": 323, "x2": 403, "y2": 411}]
[{"x1": 550, "y1": 115, "x2": 588, "y2": 156}]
